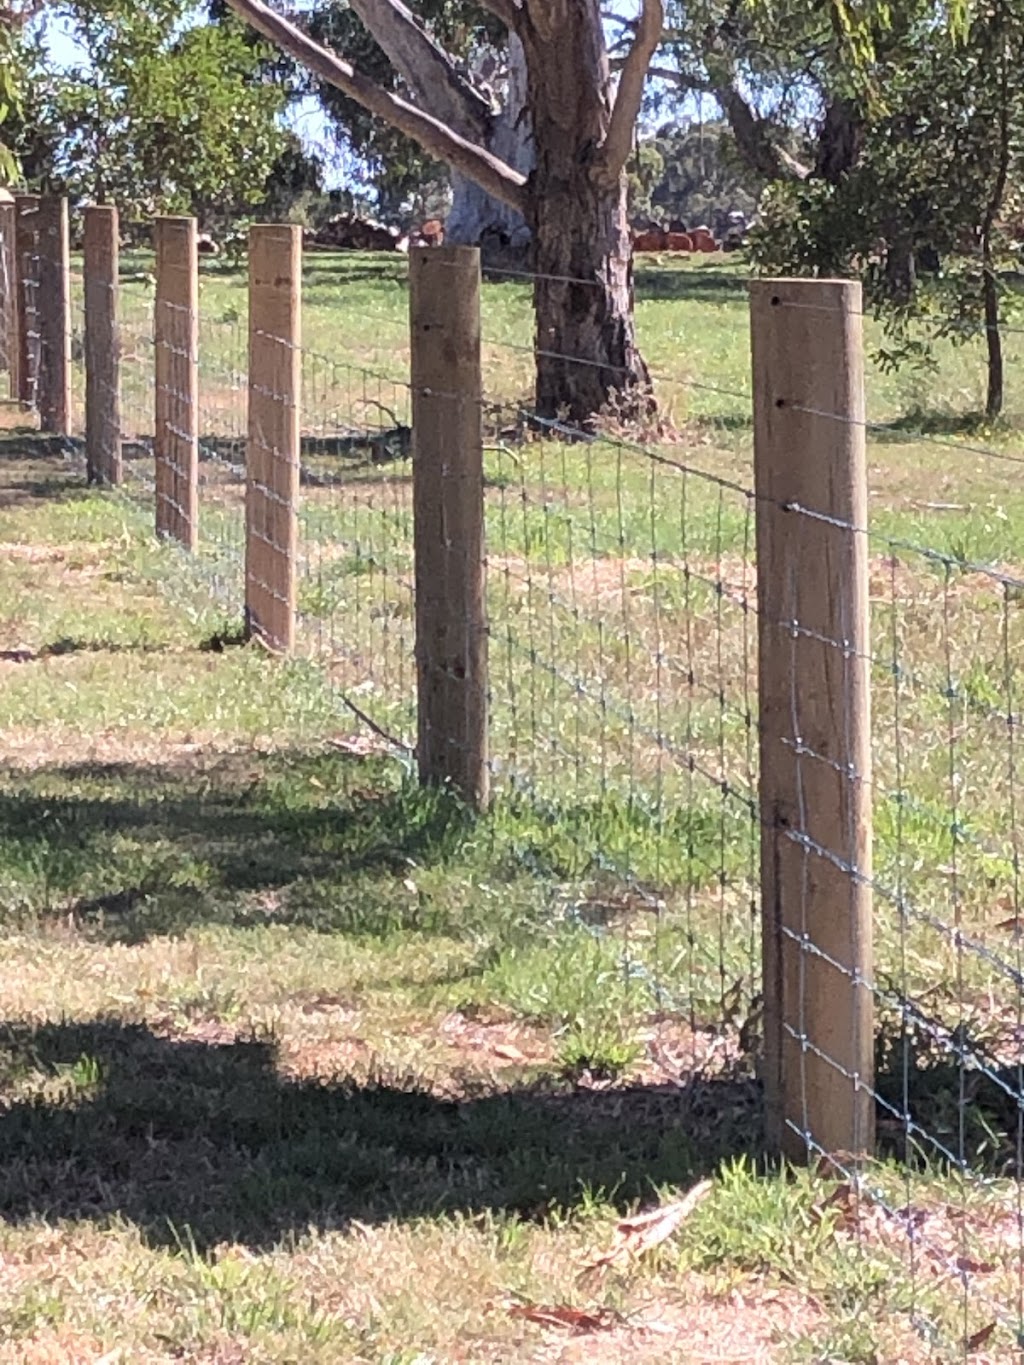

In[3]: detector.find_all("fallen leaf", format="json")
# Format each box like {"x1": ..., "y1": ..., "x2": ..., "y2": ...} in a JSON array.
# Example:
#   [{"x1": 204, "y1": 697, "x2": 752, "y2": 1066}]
[
  {"x1": 996, "y1": 915, "x2": 1022, "y2": 934},
  {"x1": 492, "y1": 1042, "x2": 528, "y2": 1063},
  {"x1": 582, "y1": 1178, "x2": 713, "y2": 1272},
  {"x1": 507, "y1": 1302, "x2": 620, "y2": 1334},
  {"x1": 965, "y1": 1322, "x2": 996, "y2": 1353}
]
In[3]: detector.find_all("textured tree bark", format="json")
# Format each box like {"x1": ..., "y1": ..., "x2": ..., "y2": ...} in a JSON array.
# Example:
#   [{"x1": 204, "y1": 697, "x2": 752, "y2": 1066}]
[{"x1": 521, "y1": 0, "x2": 651, "y2": 423}]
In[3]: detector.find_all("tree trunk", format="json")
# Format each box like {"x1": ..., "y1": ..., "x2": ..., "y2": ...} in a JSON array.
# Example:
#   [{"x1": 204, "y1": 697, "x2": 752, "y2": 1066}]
[
  {"x1": 884, "y1": 238, "x2": 916, "y2": 306},
  {"x1": 521, "y1": 3, "x2": 651, "y2": 426},
  {"x1": 815, "y1": 97, "x2": 864, "y2": 183},
  {"x1": 982, "y1": 257, "x2": 1003, "y2": 420},
  {"x1": 446, "y1": 37, "x2": 533, "y2": 266},
  {"x1": 528, "y1": 166, "x2": 649, "y2": 424},
  {"x1": 979, "y1": 35, "x2": 1009, "y2": 423}
]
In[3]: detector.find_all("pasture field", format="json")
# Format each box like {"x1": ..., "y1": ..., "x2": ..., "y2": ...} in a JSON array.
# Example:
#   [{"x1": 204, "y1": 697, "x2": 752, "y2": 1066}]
[{"x1": 0, "y1": 254, "x2": 1022, "y2": 1361}]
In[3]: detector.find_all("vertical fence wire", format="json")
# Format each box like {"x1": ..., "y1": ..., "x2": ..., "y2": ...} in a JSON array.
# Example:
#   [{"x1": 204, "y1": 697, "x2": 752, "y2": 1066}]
[
  {"x1": 54, "y1": 226, "x2": 1024, "y2": 1355},
  {"x1": 481, "y1": 339, "x2": 761, "y2": 1081},
  {"x1": 293, "y1": 252, "x2": 415, "y2": 749}
]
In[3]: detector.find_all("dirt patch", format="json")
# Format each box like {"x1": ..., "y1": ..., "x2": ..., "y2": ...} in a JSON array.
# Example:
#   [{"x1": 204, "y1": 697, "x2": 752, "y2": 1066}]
[
  {"x1": 440, "y1": 1009, "x2": 553, "y2": 1070},
  {"x1": 3, "y1": 543, "x2": 79, "y2": 564},
  {"x1": 497, "y1": 1282, "x2": 825, "y2": 1363},
  {"x1": 0, "y1": 727, "x2": 285, "y2": 773}
]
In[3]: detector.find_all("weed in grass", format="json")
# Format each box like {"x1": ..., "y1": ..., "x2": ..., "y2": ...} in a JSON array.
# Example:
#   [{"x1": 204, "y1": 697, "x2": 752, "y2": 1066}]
[{"x1": 555, "y1": 1016, "x2": 643, "y2": 1082}]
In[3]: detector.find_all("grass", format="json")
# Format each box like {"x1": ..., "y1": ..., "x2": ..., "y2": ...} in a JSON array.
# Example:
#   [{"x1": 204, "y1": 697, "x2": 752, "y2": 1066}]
[{"x1": 1, "y1": 250, "x2": 1023, "y2": 1358}]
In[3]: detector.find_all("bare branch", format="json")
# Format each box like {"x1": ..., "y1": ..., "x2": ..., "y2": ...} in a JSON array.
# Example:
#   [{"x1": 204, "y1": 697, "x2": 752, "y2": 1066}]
[
  {"x1": 225, "y1": 0, "x2": 527, "y2": 212},
  {"x1": 713, "y1": 77, "x2": 810, "y2": 179},
  {"x1": 347, "y1": 0, "x2": 491, "y2": 135},
  {"x1": 616, "y1": 62, "x2": 712, "y2": 89},
  {"x1": 595, "y1": 0, "x2": 664, "y2": 184}
]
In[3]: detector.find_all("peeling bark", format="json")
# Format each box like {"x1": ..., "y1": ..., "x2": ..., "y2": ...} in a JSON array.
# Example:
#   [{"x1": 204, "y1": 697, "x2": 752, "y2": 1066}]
[{"x1": 446, "y1": 36, "x2": 533, "y2": 259}]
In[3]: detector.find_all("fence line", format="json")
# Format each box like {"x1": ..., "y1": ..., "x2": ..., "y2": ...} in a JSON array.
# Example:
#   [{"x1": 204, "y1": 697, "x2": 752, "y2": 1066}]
[{"x1": 9, "y1": 202, "x2": 1024, "y2": 1357}]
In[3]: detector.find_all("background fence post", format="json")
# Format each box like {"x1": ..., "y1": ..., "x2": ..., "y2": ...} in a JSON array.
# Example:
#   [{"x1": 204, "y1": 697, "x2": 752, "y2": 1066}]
[
  {"x1": 0, "y1": 197, "x2": 16, "y2": 401},
  {"x1": 245, "y1": 224, "x2": 301, "y2": 652},
  {"x1": 409, "y1": 245, "x2": 488, "y2": 810},
  {"x1": 84, "y1": 205, "x2": 122, "y2": 485},
  {"x1": 14, "y1": 193, "x2": 39, "y2": 411},
  {"x1": 751, "y1": 278, "x2": 874, "y2": 1165},
  {"x1": 35, "y1": 195, "x2": 71, "y2": 436},
  {"x1": 154, "y1": 216, "x2": 198, "y2": 549}
]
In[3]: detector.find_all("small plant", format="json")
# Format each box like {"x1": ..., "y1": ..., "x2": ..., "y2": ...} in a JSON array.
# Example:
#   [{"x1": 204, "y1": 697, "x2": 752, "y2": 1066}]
[{"x1": 555, "y1": 1016, "x2": 641, "y2": 1081}]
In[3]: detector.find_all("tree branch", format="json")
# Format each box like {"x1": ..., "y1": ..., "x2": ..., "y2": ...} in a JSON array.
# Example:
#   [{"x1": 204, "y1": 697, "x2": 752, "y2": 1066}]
[
  {"x1": 713, "y1": 75, "x2": 810, "y2": 179},
  {"x1": 595, "y1": 0, "x2": 664, "y2": 184},
  {"x1": 225, "y1": 0, "x2": 527, "y2": 212},
  {"x1": 477, "y1": 0, "x2": 522, "y2": 31},
  {"x1": 347, "y1": 0, "x2": 492, "y2": 136},
  {"x1": 629, "y1": 63, "x2": 712, "y2": 90}
]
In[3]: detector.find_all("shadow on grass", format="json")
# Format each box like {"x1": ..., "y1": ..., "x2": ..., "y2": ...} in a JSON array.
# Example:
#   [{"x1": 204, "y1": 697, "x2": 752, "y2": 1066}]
[
  {"x1": 189, "y1": 435, "x2": 412, "y2": 480},
  {"x1": 0, "y1": 435, "x2": 91, "y2": 507},
  {"x1": 634, "y1": 266, "x2": 750, "y2": 307},
  {"x1": 690, "y1": 412, "x2": 753, "y2": 434},
  {"x1": 0, "y1": 748, "x2": 735, "y2": 947},
  {"x1": 0, "y1": 1016, "x2": 759, "y2": 1251},
  {"x1": 869, "y1": 408, "x2": 1004, "y2": 443},
  {"x1": 0, "y1": 1012, "x2": 1014, "y2": 1253},
  {"x1": 0, "y1": 752, "x2": 479, "y2": 944}
]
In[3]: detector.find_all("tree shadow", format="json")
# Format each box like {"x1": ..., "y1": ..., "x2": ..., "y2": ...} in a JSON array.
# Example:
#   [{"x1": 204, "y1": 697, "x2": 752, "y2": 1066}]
[
  {"x1": 869, "y1": 408, "x2": 1001, "y2": 443},
  {"x1": 634, "y1": 266, "x2": 750, "y2": 307},
  {"x1": 0, "y1": 1016, "x2": 760, "y2": 1252},
  {"x1": 0, "y1": 751, "x2": 481, "y2": 945}
]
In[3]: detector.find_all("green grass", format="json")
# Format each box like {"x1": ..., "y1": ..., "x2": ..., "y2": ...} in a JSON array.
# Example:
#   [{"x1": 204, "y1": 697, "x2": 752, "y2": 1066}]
[{"x1": 3, "y1": 249, "x2": 1024, "y2": 1359}]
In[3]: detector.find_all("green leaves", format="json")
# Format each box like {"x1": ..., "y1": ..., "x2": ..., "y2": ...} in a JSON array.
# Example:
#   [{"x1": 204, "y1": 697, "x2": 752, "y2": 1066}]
[
  {"x1": 15, "y1": 3, "x2": 288, "y2": 219},
  {"x1": 0, "y1": 22, "x2": 27, "y2": 185}
]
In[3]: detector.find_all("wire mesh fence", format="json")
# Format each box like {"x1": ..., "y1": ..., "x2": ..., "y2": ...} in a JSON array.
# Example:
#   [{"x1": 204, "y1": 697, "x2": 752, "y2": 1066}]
[
  {"x1": 11, "y1": 199, "x2": 1024, "y2": 1354},
  {"x1": 481, "y1": 400, "x2": 761, "y2": 1039}
]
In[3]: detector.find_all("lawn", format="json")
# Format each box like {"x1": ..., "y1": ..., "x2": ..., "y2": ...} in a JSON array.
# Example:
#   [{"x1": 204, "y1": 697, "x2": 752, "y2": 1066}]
[{"x1": 0, "y1": 251, "x2": 1021, "y2": 1361}]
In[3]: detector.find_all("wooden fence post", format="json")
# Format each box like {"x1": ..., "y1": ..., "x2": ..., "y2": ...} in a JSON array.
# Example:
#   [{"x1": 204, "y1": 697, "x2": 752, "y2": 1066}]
[
  {"x1": 35, "y1": 195, "x2": 71, "y2": 435},
  {"x1": 154, "y1": 216, "x2": 198, "y2": 549},
  {"x1": 409, "y1": 245, "x2": 488, "y2": 810},
  {"x1": 751, "y1": 278, "x2": 874, "y2": 1165},
  {"x1": 0, "y1": 197, "x2": 16, "y2": 401},
  {"x1": 84, "y1": 205, "x2": 122, "y2": 485},
  {"x1": 245, "y1": 224, "x2": 301, "y2": 652},
  {"x1": 14, "y1": 193, "x2": 39, "y2": 410}
]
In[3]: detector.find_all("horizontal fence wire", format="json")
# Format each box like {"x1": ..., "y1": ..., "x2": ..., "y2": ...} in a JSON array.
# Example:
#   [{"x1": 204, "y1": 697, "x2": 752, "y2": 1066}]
[
  {"x1": 482, "y1": 397, "x2": 760, "y2": 1038},
  {"x1": 31, "y1": 228, "x2": 1024, "y2": 1356}
]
